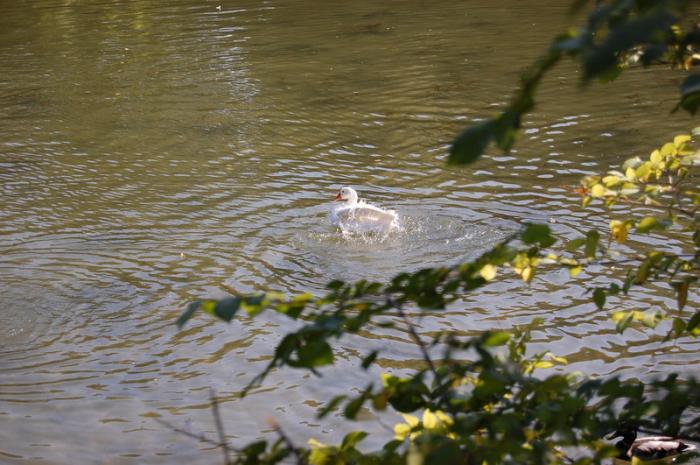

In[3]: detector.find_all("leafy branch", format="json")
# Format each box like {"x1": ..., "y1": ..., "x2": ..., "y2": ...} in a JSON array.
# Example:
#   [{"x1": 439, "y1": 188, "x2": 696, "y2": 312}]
[{"x1": 450, "y1": 0, "x2": 700, "y2": 165}]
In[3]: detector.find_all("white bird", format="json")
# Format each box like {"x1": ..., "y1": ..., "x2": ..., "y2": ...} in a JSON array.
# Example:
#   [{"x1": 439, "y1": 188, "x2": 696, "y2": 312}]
[{"x1": 330, "y1": 187, "x2": 399, "y2": 233}]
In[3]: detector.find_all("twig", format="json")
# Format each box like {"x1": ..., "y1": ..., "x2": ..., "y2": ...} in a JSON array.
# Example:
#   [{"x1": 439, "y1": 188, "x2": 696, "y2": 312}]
[
  {"x1": 388, "y1": 295, "x2": 440, "y2": 379},
  {"x1": 611, "y1": 195, "x2": 697, "y2": 219},
  {"x1": 268, "y1": 418, "x2": 306, "y2": 465},
  {"x1": 210, "y1": 389, "x2": 233, "y2": 465},
  {"x1": 375, "y1": 415, "x2": 399, "y2": 434},
  {"x1": 156, "y1": 418, "x2": 234, "y2": 451},
  {"x1": 157, "y1": 392, "x2": 237, "y2": 465},
  {"x1": 553, "y1": 446, "x2": 576, "y2": 465}
]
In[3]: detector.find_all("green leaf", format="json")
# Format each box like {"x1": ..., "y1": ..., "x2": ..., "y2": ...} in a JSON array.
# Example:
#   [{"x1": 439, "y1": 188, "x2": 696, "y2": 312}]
[
  {"x1": 483, "y1": 331, "x2": 512, "y2": 347},
  {"x1": 551, "y1": 30, "x2": 586, "y2": 53},
  {"x1": 383, "y1": 440, "x2": 403, "y2": 453},
  {"x1": 636, "y1": 216, "x2": 659, "y2": 233},
  {"x1": 361, "y1": 350, "x2": 378, "y2": 369},
  {"x1": 297, "y1": 339, "x2": 334, "y2": 368},
  {"x1": 585, "y1": 229, "x2": 599, "y2": 259},
  {"x1": 522, "y1": 223, "x2": 556, "y2": 247},
  {"x1": 593, "y1": 288, "x2": 606, "y2": 309},
  {"x1": 676, "y1": 281, "x2": 689, "y2": 311},
  {"x1": 687, "y1": 312, "x2": 700, "y2": 334},
  {"x1": 636, "y1": 260, "x2": 651, "y2": 284},
  {"x1": 614, "y1": 311, "x2": 635, "y2": 333},
  {"x1": 565, "y1": 237, "x2": 586, "y2": 252},
  {"x1": 493, "y1": 111, "x2": 521, "y2": 152},
  {"x1": 341, "y1": 431, "x2": 368, "y2": 450},
  {"x1": 640, "y1": 311, "x2": 662, "y2": 328},
  {"x1": 176, "y1": 301, "x2": 201, "y2": 329},
  {"x1": 327, "y1": 280, "x2": 345, "y2": 290},
  {"x1": 448, "y1": 120, "x2": 495, "y2": 165},
  {"x1": 241, "y1": 440, "x2": 267, "y2": 458},
  {"x1": 672, "y1": 318, "x2": 686, "y2": 337},
  {"x1": 675, "y1": 74, "x2": 700, "y2": 115},
  {"x1": 317, "y1": 395, "x2": 347, "y2": 419},
  {"x1": 242, "y1": 294, "x2": 267, "y2": 316},
  {"x1": 214, "y1": 297, "x2": 241, "y2": 322},
  {"x1": 344, "y1": 396, "x2": 365, "y2": 419},
  {"x1": 583, "y1": 11, "x2": 675, "y2": 80}
]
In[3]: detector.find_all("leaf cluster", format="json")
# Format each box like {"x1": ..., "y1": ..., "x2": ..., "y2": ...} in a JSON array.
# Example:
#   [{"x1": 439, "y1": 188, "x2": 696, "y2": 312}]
[
  {"x1": 175, "y1": 129, "x2": 700, "y2": 465},
  {"x1": 450, "y1": 0, "x2": 700, "y2": 166}
]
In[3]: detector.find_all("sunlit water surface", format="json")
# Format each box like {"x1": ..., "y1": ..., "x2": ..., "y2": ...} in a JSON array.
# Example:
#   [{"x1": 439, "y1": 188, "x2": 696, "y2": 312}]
[{"x1": 1, "y1": 0, "x2": 698, "y2": 463}]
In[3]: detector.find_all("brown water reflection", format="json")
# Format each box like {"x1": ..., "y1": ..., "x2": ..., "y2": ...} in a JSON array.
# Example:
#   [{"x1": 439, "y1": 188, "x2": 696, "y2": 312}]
[{"x1": 0, "y1": 0, "x2": 698, "y2": 463}]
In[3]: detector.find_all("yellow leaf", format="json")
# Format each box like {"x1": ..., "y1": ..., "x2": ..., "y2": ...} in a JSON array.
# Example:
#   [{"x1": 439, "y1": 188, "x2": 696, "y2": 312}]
[
  {"x1": 591, "y1": 184, "x2": 606, "y2": 197},
  {"x1": 521, "y1": 266, "x2": 534, "y2": 283},
  {"x1": 407, "y1": 445, "x2": 424, "y2": 465},
  {"x1": 569, "y1": 266, "x2": 582, "y2": 277},
  {"x1": 401, "y1": 414, "x2": 419, "y2": 428},
  {"x1": 435, "y1": 411, "x2": 453, "y2": 426},
  {"x1": 625, "y1": 166, "x2": 637, "y2": 180},
  {"x1": 602, "y1": 175, "x2": 620, "y2": 187},
  {"x1": 649, "y1": 150, "x2": 662, "y2": 164},
  {"x1": 479, "y1": 264, "x2": 497, "y2": 281},
  {"x1": 673, "y1": 134, "x2": 691, "y2": 148},
  {"x1": 308, "y1": 438, "x2": 327, "y2": 448},
  {"x1": 533, "y1": 361, "x2": 554, "y2": 369},
  {"x1": 610, "y1": 220, "x2": 628, "y2": 244},
  {"x1": 267, "y1": 291, "x2": 286, "y2": 301},
  {"x1": 200, "y1": 300, "x2": 217, "y2": 315},
  {"x1": 423, "y1": 410, "x2": 437, "y2": 429},
  {"x1": 394, "y1": 423, "x2": 411, "y2": 440},
  {"x1": 660, "y1": 142, "x2": 676, "y2": 157},
  {"x1": 635, "y1": 162, "x2": 651, "y2": 180},
  {"x1": 308, "y1": 439, "x2": 331, "y2": 465}
]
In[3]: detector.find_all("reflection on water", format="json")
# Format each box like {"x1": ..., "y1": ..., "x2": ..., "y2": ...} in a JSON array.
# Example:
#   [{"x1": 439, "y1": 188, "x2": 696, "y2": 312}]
[{"x1": 1, "y1": 0, "x2": 698, "y2": 463}]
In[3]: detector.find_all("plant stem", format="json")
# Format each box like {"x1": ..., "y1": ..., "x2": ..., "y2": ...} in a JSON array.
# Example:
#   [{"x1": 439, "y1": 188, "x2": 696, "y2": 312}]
[
  {"x1": 210, "y1": 389, "x2": 232, "y2": 465},
  {"x1": 389, "y1": 295, "x2": 439, "y2": 379}
]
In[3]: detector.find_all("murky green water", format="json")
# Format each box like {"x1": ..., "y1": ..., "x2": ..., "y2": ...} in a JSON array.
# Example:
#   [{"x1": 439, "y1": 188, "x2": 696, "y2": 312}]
[{"x1": 1, "y1": 1, "x2": 698, "y2": 463}]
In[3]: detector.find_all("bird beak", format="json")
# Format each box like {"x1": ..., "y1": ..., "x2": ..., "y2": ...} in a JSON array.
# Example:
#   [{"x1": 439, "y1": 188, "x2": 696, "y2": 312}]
[{"x1": 334, "y1": 193, "x2": 342, "y2": 201}]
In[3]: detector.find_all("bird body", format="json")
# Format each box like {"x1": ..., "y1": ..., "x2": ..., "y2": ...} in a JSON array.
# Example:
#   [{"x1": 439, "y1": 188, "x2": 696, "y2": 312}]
[
  {"x1": 609, "y1": 430, "x2": 697, "y2": 464},
  {"x1": 330, "y1": 187, "x2": 399, "y2": 233}
]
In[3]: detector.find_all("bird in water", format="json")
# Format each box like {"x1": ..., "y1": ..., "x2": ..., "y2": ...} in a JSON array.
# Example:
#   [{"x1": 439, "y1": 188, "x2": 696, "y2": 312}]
[
  {"x1": 608, "y1": 429, "x2": 697, "y2": 464},
  {"x1": 330, "y1": 186, "x2": 399, "y2": 234}
]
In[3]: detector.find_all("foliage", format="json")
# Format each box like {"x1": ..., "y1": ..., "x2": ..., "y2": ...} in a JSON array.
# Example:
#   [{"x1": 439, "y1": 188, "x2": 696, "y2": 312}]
[
  {"x1": 174, "y1": 1, "x2": 700, "y2": 464},
  {"x1": 449, "y1": 0, "x2": 700, "y2": 165},
  {"x1": 175, "y1": 131, "x2": 700, "y2": 465},
  {"x1": 577, "y1": 131, "x2": 700, "y2": 335}
]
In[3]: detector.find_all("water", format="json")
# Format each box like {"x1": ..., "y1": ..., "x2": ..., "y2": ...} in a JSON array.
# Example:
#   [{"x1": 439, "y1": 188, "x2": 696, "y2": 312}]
[{"x1": 1, "y1": 0, "x2": 698, "y2": 463}]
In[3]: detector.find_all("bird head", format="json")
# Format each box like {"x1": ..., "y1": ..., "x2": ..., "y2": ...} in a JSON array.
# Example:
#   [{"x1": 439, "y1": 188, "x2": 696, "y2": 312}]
[{"x1": 334, "y1": 187, "x2": 358, "y2": 204}]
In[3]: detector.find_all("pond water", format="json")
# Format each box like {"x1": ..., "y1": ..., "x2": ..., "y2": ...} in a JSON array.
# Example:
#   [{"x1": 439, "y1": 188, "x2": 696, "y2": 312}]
[{"x1": 1, "y1": 0, "x2": 698, "y2": 463}]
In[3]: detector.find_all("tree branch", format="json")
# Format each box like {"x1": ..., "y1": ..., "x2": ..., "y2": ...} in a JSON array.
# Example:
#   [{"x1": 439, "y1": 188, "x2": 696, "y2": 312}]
[
  {"x1": 157, "y1": 392, "x2": 237, "y2": 465},
  {"x1": 210, "y1": 389, "x2": 233, "y2": 465},
  {"x1": 388, "y1": 295, "x2": 439, "y2": 380},
  {"x1": 268, "y1": 418, "x2": 306, "y2": 465}
]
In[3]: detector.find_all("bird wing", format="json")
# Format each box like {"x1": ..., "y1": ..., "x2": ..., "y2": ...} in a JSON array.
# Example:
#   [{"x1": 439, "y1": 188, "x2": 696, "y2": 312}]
[
  {"x1": 629, "y1": 438, "x2": 693, "y2": 460},
  {"x1": 336, "y1": 206, "x2": 397, "y2": 225}
]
